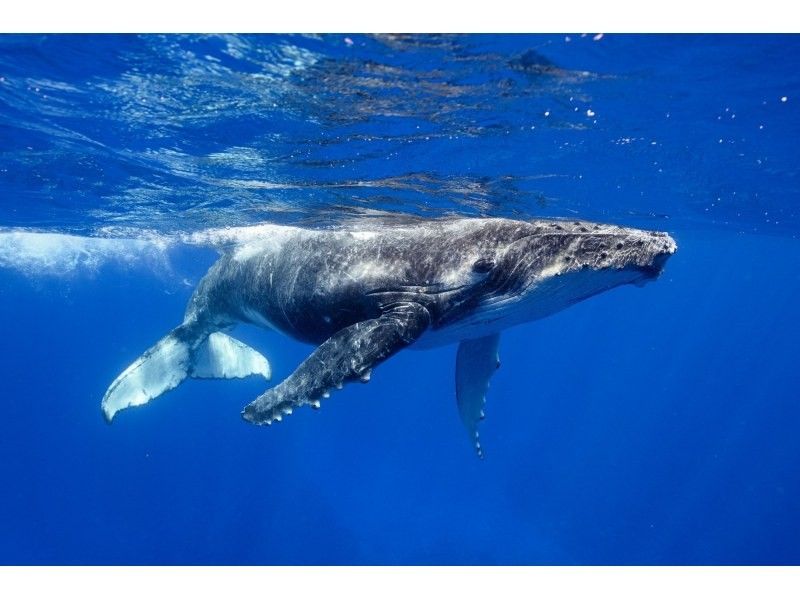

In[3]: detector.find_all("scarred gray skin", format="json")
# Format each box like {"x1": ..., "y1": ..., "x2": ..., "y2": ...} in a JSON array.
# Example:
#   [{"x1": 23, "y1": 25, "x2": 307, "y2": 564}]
[{"x1": 173, "y1": 217, "x2": 676, "y2": 425}]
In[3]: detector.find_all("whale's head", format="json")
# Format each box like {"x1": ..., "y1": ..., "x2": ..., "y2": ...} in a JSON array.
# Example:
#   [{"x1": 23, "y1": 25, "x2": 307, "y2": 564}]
[
  {"x1": 440, "y1": 219, "x2": 677, "y2": 335},
  {"x1": 496, "y1": 219, "x2": 677, "y2": 291}
]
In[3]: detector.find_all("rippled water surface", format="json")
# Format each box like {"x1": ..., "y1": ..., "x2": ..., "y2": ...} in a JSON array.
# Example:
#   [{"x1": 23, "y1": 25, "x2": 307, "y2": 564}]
[{"x1": 2, "y1": 34, "x2": 798, "y2": 237}]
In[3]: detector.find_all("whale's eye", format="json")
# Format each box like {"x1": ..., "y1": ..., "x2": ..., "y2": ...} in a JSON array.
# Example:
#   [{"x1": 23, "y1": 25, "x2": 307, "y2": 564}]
[{"x1": 472, "y1": 258, "x2": 495, "y2": 274}]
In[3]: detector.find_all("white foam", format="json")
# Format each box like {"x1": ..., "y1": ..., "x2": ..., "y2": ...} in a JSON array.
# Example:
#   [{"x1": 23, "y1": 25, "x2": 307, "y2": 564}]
[
  {"x1": 0, "y1": 221, "x2": 323, "y2": 277},
  {"x1": 0, "y1": 230, "x2": 172, "y2": 276}
]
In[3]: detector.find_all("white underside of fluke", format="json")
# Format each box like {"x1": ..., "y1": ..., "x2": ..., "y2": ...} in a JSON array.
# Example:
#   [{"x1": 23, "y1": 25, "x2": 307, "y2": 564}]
[
  {"x1": 102, "y1": 331, "x2": 270, "y2": 422},
  {"x1": 192, "y1": 332, "x2": 271, "y2": 380}
]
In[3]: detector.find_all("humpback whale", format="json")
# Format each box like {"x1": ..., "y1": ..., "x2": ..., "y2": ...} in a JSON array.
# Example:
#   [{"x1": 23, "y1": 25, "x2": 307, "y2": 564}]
[{"x1": 102, "y1": 217, "x2": 676, "y2": 456}]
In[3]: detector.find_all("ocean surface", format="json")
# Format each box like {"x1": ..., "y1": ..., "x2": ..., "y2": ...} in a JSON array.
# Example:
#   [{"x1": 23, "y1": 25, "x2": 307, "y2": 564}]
[{"x1": 0, "y1": 34, "x2": 799, "y2": 565}]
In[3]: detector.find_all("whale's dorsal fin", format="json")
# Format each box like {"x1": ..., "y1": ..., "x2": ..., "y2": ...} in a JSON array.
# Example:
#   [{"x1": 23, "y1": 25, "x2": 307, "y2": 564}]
[
  {"x1": 456, "y1": 333, "x2": 501, "y2": 459},
  {"x1": 102, "y1": 329, "x2": 270, "y2": 422}
]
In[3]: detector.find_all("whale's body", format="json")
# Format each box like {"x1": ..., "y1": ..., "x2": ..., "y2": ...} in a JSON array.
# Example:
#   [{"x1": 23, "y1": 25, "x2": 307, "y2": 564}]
[{"x1": 102, "y1": 217, "x2": 676, "y2": 456}]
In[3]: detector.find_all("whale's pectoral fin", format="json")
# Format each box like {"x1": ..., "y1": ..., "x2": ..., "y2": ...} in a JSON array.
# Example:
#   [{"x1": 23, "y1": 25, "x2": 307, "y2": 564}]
[
  {"x1": 242, "y1": 302, "x2": 431, "y2": 425},
  {"x1": 102, "y1": 329, "x2": 270, "y2": 423},
  {"x1": 456, "y1": 333, "x2": 501, "y2": 459}
]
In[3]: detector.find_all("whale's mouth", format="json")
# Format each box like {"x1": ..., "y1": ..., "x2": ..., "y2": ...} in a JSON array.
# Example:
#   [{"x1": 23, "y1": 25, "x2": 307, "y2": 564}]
[
  {"x1": 634, "y1": 250, "x2": 674, "y2": 287},
  {"x1": 645, "y1": 251, "x2": 672, "y2": 277}
]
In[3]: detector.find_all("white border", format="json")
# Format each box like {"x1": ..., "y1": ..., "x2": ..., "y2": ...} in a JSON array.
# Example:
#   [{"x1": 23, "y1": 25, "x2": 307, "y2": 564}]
[
  {"x1": 1, "y1": 0, "x2": 799, "y2": 33},
  {"x1": 1, "y1": 566, "x2": 800, "y2": 597},
  {"x1": 1, "y1": 2, "x2": 799, "y2": 591}
]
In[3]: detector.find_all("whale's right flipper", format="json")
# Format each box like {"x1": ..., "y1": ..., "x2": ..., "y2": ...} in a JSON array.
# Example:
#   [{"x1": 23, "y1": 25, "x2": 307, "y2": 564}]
[
  {"x1": 242, "y1": 303, "x2": 431, "y2": 425},
  {"x1": 456, "y1": 333, "x2": 501, "y2": 459},
  {"x1": 102, "y1": 328, "x2": 270, "y2": 422}
]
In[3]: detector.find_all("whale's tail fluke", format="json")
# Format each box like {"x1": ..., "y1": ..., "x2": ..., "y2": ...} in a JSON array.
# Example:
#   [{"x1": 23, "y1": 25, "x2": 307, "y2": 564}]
[{"x1": 101, "y1": 327, "x2": 271, "y2": 422}]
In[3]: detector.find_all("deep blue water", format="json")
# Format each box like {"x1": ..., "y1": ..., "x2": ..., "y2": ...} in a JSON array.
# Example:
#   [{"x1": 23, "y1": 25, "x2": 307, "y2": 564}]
[{"x1": 1, "y1": 34, "x2": 799, "y2": 565}]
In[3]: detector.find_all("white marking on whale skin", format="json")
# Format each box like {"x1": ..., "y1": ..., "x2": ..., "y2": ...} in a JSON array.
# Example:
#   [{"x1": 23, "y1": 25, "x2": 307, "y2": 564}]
[
  {"x1": 232, "y1": 241, "x2": 280, "y2": 262},
  {"x1": 349, "y1": 231, "x2": 378, "y2": 241},
  {"x1": 184, "y1": 223, "x2": 313, "y2": 262},
  {"x1": 348, "y1": 260, "x2": 391, "y2": 281},
  {"x1": 536, "y1": 263, "x2": 566, "y2": 279},
  {"x1": 241, "y1": 306, "x2": 282, "y2": 333}
]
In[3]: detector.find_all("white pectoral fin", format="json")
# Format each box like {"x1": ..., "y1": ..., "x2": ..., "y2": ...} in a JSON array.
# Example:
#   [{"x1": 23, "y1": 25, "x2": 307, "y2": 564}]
[
  {"x1": 455, "y1": 333, "x2": 501, "y2": 459},
  {"x1": 191, "y1": 332, "x2": 271, "y2": 380},
  {"x1": 102, "y1": 329, "x2": 270, "y2": 423}
]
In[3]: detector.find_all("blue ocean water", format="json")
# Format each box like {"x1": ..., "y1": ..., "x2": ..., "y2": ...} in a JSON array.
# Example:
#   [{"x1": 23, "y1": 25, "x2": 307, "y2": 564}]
[{"x1": 0, "y1": 33, "x2": 799, "y2": 565}]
